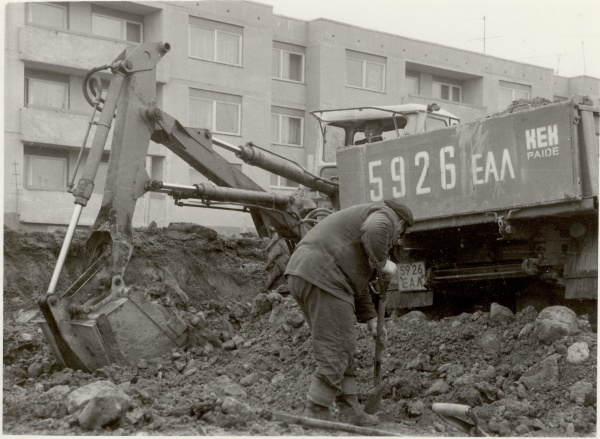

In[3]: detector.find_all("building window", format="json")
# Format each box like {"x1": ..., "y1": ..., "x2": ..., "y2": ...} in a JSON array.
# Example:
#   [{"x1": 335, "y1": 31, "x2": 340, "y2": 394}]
[
  {"x1": 270, "y1": 174, "x2": 299, "y2": 189},
  {"x1": 271, "y1": 107, "x2": 304, "y2": 147},
  {"x1": 92, "y1": 13, "x2": 143, "y2": 42},
  {"x1": 28, "y1": 2, "x2": 67, "y2": 29},
  {"x1": 498, "y1": 81, "x2": 531, "y2": 110},
  {"x1": 346, "y1": 50, "x2": 385, "y2": 92},
  {"x1": 433, "y1": 81, "x2": 462, "y2": 103},
  {"x1": 405, "y1": 74, "x2": 419, "y2": 95},
  {"x1": 69, "y1": 152, "x2": 109, "y2": 194},
  {"x1": 189, "y1": 16, "x2": 242, "y2": 66},
  {"x1": 272, "y1": 42, "x2": 305, "y2": 82},
  {"x1": 189, "y1": 88, "x2": 242, "y2": 135},
  {"x1": 24, "y1": 147, "x2": 68, "y2": 191},
  {"x1": 24, "y1": 69, "x2": 69, "y2": 110}
]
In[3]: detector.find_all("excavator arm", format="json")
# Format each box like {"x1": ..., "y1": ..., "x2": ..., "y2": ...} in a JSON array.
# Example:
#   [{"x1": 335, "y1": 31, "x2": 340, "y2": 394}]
[{"x1": 39, "y1": 41, "x2": 336, "y2": 371}]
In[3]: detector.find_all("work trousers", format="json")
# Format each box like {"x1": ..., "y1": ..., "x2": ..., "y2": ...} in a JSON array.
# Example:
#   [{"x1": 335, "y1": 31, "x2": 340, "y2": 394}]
[{"x1": 288, "y1": 274, "x2": 358, "y2": 407}]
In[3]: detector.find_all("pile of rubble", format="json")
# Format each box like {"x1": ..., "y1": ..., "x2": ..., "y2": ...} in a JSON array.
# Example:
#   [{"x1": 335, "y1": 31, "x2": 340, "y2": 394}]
[{"x1": 3, "y1": 227, "x2": 597, "y2": 436}]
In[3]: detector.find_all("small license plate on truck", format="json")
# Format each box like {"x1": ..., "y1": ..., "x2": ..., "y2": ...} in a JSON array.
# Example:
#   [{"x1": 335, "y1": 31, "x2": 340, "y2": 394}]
[{"x1": 397, "y1": 261, "x2": 427, "y2": 291}]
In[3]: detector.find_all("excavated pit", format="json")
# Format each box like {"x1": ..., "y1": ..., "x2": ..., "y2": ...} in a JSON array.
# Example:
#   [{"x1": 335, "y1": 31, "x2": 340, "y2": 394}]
[{"x1": 3, "y1": 224, "x2": 597, "y2": 436}]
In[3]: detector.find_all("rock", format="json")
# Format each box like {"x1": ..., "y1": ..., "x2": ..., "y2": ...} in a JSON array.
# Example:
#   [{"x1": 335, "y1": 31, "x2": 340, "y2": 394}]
[
  {"x1": 27, "y1": 362, "x2": 44, "y2": 378},
  {"x1": 50, "y1": 371, "x2": 72, "y2": 386},
  {"x1": 253, "y1": 294, "x2": 273, "y2": 315},
  {"x1": 566, "y1": 342, "x2": 589, "y2": 365},
  {"x1": 44, "y1": 384, "x2": 71, "y2": 398},
  {"x1": 390, "y1": 376, "x2": 421, "y2": 399},
  {"x1": 77, "y1": 388, "x2": 131, "y2": 430},
  {"x1": 221, "y1": 396, "x2": 255, "y2": 421},
  {"x1": 266, "y1": 292, "x2": 283, "y2": 303},
  {"x1": 407, "y1": 400, "x2": 426, "y2": 416},
  {"x1": 425, "y1": 379, "x2": 450, "y2": 396},
  {"x1": 271, "y1": 372, "x2": 286, "y2": 385},
  {"x1": 174, "y1": 359, "x2": 187, "y2": 371},
  {"x1": 568, "y1": 381, "x2": 595, "y2": 406},
  {"x1": 268, "y1": 304, "x2": 285, "y2": 326},
  {"x1": 515, "y1": 424, "x2": 530, "y2": 435},
  {"x1": 223, "y1": 383, "x2": 247, "y2": 398},
  {"x1": 531, "y1": 418, "x2": 545, "y2": 430},
  {"x1": 34, "y1": 383, "x2": 45, "y2": 392},
  {"x1": 407, "y1": 353, "x2": 429, "y2": 370},
  {"x1": 223, "y1": 340, "x2": 236, "y2": 351},
  {"x1": 232, "y1": 336, "x2": 245, "y2": 348},
  {"x1": 453, "y1": 386, "x2": 482, "y2": 406},
  {"x1": 453, "y1": 373, "x2": 476, "y2": 387},
  {"x1": 400, "y1": 311, "x2": 428, "y2": 322},
  {"x1": 240, "y1": 373, "x2": 258, "y2": 387},
  {"x1": 489, "y1": 303, "x2": 514, "y2": 326},
  {"x1": 488, "y1": 418, "x2": 511, "y2": 436},
  {"x1": 19, "y1": 332, "x2": 34, "y2": 342},
  {"x1": 518, "y1": 354, "x2": 560, "y2": 390},
  {"x1": 438, "y1": 363, "x2": 465, "y2": 381},
  {"x1": 534, "y1": 306, "x2": 579, "y2": 343},
  {"x1": 476, "y1": 331, "x2": 501, "y2": 354},
  {"x1": 286, "y1": 310, "x2": 305, "y2": 328},
  {"x1": 499, "y1": 397, "x2": 531, "y2": 416},
  {"x1": 184, "y1": 367, "x2": 199, "y2": 377},
  {"x1": 518, "y1": 322, "x2": 534, "y2": 339},
  {"x1": 67, "y1": 381, "x2": 122, "y2": 414},
  {"x1": 15, "y1": 309, "x2": 40, "y2": 324}
]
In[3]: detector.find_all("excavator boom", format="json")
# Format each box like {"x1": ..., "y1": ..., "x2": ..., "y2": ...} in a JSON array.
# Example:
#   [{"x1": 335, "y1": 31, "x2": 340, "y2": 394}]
[{"x1": 39, "y1": 42, "x2": 336, "y2": 371}]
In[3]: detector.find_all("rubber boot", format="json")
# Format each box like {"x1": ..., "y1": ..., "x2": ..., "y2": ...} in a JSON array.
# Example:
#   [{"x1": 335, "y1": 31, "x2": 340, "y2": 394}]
[
  {"x1": 304, "y1": 401, "x2": 334, "y2": 422},
  {"x1": 335, "y1": 394, "x2": 379, "y2": 426}
]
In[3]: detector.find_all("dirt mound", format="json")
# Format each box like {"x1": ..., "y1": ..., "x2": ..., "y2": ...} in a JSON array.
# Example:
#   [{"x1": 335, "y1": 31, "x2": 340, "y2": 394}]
[
  {"x1": 3, "y1": 227, "x2": 597, "y2": 436},
  {"x1": 490, "y1": 97, "x2": 557, "y2": 118}
]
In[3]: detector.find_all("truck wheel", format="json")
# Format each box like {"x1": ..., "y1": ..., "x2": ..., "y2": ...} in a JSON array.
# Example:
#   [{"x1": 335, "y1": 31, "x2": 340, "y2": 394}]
[{"x1": 264, "y1": 236, "x2": 290, "y2": 291}]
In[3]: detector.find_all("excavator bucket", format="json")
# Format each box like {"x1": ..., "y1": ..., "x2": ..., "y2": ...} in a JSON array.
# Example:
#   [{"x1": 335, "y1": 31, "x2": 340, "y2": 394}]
[
  {"x1": 38, "y1": 251, "x2": 189, "y2": 372},
  {"x1": 38, "y1": 42, "x2": 190, "y2": 371}
]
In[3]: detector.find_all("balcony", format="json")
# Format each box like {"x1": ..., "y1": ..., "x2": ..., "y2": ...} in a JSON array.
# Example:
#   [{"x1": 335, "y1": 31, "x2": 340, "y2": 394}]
[
  {"x1": 19, "y1": 25, "x2": 170, "y2": 83},
  {"x1": 21, "y1": 106, "x2": 165, "y2": 156},
  {"x1": 21, "y1": 106, "x2": 108, "y2": 148}
]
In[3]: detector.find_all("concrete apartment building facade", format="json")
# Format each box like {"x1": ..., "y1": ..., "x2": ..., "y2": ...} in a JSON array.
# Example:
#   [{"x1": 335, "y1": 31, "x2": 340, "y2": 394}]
[{"x1": 4, "y1": 1, "x2": 600, "y2": 234}]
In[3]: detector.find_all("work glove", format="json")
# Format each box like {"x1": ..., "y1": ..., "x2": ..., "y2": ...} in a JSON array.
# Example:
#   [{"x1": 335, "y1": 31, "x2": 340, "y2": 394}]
[
  {"x1": 367, "y1": 317, "x2": 387, "y2": 346},
  {"x1": 379, "y1": 259, "x2": 397, "y2": 281}
]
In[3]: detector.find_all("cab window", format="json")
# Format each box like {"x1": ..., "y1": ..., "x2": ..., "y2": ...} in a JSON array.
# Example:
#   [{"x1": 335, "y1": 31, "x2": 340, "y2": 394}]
[{"x1": 425, "y1": 116, "x2": 449, "y2": 131}]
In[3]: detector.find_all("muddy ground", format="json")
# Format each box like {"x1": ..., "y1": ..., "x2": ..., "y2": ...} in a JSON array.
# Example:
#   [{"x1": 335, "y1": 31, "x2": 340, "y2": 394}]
[{"x1": 3, "y1": 224, "x2": 597, "y2": 436}]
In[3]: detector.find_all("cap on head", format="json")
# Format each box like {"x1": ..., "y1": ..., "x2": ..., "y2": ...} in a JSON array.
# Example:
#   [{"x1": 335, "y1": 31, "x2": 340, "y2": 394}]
[
  {"x1": 384, "y1": 199, "x2": 414, "y2": 227},
  {"x1": 364, "y1": 122, "x2": 383, "y2": 137}
]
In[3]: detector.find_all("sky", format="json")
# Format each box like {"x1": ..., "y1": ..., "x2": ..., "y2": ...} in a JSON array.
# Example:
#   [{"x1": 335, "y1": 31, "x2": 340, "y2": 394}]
[{"x1": 261, "y1": 0, "x2": 600, "y2": 78}]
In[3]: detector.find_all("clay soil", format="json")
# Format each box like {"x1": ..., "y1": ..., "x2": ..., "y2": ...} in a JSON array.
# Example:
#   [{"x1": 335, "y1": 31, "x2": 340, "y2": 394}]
[{"x1": 3, "y1": 224, "x2": 597, "y2": 436}]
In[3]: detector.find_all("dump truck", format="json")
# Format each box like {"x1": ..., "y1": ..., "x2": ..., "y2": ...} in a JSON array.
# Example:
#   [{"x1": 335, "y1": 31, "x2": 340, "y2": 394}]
[{"x1": 39, "y1": 42, "x2": 598, "y2": 371}]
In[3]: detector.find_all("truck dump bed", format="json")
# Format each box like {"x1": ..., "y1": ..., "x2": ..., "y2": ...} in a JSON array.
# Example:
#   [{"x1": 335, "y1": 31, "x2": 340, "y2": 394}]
[{"x1": 337, "y1": 98, "x2": 598, "y2": 229}]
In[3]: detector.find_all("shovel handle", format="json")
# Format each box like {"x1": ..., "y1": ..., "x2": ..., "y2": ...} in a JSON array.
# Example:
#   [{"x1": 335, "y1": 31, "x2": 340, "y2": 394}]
[{"x1": 373, "y1": 279, "x2": 389, "y2": 385}]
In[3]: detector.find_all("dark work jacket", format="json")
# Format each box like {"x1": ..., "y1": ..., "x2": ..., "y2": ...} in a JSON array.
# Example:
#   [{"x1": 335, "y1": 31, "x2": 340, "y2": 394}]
[{"x1": 285, "y1": 203, "x2": 402, "y2": 322}]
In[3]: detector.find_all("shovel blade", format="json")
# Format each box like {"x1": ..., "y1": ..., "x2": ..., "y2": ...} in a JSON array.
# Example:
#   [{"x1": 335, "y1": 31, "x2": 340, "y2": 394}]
[{"x1": 363, "y1": 378, "x2": 389, "y2": 415}]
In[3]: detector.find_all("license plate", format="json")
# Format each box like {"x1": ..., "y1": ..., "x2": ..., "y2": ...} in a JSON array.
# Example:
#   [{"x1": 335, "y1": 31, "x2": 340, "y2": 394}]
[{"x1": 397, "y1": 261, "x2": 427, "y2": 291}]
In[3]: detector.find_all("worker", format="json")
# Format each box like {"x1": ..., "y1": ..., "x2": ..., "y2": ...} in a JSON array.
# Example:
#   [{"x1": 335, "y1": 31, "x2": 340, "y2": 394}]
[
  {"x1": 285, "y1": 199, "x2": 414, "y2": 426},
  {"x1": 355, "y1": 121, "x2": 384, "y2": 144}
]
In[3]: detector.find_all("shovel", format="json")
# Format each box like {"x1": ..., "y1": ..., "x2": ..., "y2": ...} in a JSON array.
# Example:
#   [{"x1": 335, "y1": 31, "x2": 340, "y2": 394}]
[{"x1": 364, "y1": 278, "x2": 389, "y2": 415}]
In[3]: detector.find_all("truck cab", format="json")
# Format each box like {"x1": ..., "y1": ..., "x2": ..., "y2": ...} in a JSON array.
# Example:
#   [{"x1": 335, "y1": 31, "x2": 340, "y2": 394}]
[{"x1": 311, "y1": 103, "x2": 460, "y2": 181}]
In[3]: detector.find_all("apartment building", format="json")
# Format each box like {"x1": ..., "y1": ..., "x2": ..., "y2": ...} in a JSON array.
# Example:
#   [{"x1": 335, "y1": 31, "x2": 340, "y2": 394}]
[{"x1": 4, "y1": 1, "x2": 599, "y2": 234}]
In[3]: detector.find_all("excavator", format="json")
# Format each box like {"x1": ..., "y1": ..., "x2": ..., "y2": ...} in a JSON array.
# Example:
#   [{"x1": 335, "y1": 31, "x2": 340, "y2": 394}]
[
  {"x1": 39, "y1": 41, "x2": 599, "y2": 373},
  {"x1": 38, "y1": 41, "x2": 343, "y2": 372}
]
